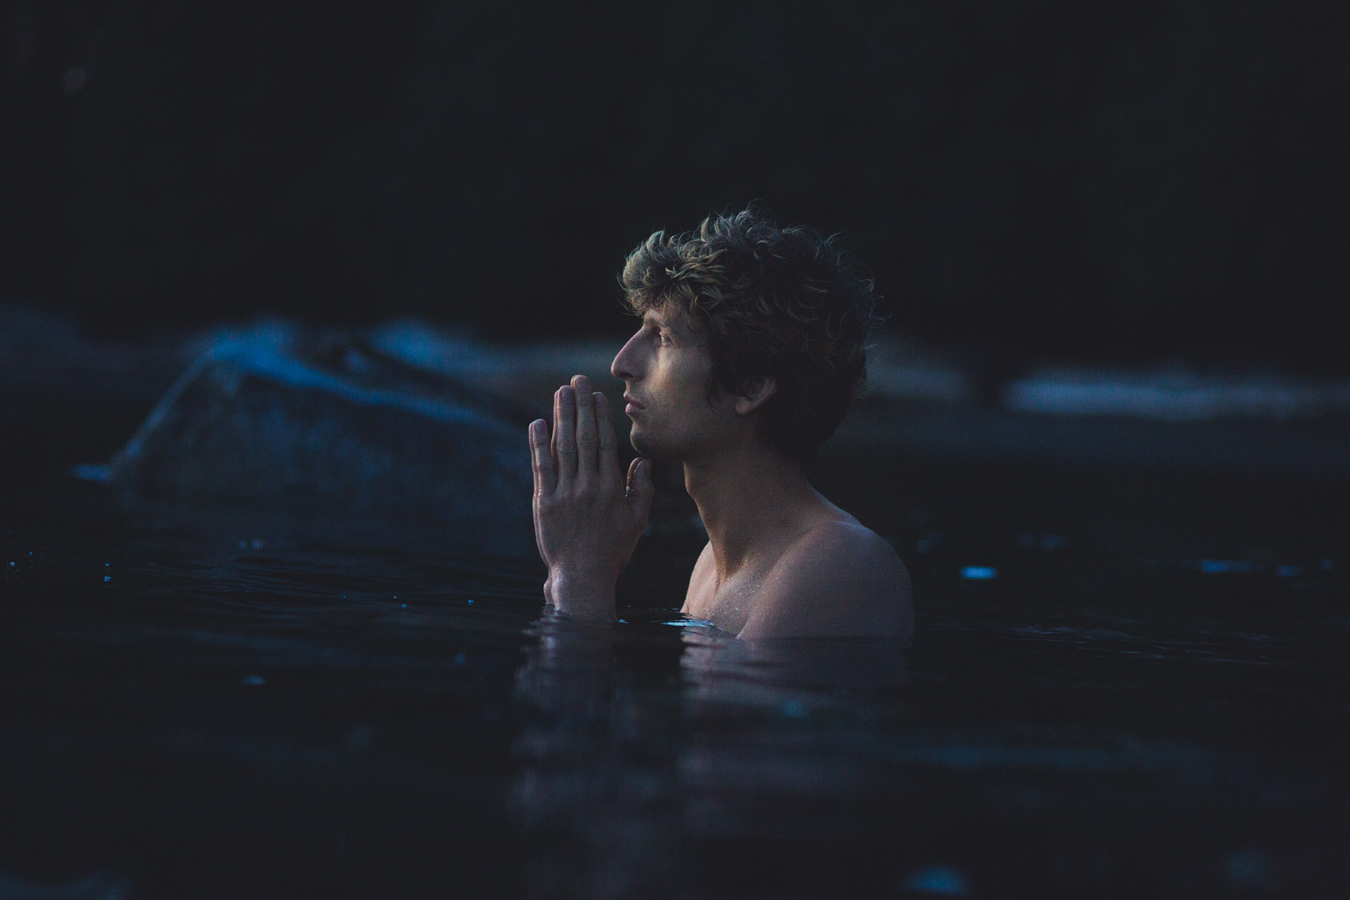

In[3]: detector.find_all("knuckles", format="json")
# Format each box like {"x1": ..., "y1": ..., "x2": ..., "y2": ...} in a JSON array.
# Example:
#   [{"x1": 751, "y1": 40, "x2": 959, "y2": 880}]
[{"x1": 535, "y1": 480, "x2": 621, "y2": 514}]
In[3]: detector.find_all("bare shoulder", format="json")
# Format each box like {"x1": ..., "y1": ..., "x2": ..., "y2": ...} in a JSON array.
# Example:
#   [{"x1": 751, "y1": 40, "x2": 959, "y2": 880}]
[{"x1": 741, "y1": 519, "x2": 914, "y2": 642}]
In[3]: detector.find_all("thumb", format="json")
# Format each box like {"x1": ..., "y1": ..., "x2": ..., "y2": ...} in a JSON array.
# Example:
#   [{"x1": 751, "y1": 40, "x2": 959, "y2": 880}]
[{"x1": 626, "y1": 457, "x2": 655, "y2": 520}]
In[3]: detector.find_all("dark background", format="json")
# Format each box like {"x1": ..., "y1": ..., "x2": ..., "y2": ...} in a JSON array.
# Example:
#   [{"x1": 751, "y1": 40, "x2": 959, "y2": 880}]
[{"x1": 4, "y1": 0, "x2": 1348, "y2": 371}]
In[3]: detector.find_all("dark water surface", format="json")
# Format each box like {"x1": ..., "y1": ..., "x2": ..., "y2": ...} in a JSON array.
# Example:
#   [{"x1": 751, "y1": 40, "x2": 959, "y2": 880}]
[{"x1": 3, "y1": 447, "x2": 1349, "y2": 899}]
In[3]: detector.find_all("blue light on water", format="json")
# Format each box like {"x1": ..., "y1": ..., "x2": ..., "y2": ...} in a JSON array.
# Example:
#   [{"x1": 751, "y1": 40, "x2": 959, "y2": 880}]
[
  {"x1": 1226, "y1": 851, "x2": 1278, "y2": 891},
  {"x1": 1018, "y1": 533, "x2": 1067, "y2": 550},
  {"x1": 1275, "y1": 565, "x2": 1303, "y2": 578},
  {"x1": 1200, "y1": 560, "x2": 1253, "y2": 574},
  {"x1": 902, "y1": 865, "x2": 972, "y2": 896},
  {"x1": 961, "y1": 566, "x2": 998, "y2": 580}
]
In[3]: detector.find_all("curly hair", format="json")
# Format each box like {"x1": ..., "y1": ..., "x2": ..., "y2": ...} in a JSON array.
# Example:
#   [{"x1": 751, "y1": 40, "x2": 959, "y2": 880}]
[{"x1": 620, "y1": 206, "x2": 879, "y2": 466}]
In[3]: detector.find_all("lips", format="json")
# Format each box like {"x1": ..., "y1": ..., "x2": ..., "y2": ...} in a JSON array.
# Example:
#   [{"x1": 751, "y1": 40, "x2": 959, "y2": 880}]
[{"x1": 623, "y1": 393, "x2": 644, "y2": 411}]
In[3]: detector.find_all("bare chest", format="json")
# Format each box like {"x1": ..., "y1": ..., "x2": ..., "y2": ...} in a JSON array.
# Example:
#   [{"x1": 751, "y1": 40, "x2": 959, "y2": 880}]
[{"x1": 684, "y1": 565, "x2": 769, "y2": 635}]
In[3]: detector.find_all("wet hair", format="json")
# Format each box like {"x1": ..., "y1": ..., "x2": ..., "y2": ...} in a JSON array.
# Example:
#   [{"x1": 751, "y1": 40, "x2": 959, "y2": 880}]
[{"x1": 620, "y1": 205, "x2": 879, "y2": 466}]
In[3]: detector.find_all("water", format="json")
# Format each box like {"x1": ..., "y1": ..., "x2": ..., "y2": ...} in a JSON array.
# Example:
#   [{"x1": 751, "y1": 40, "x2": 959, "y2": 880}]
[
  {"x1": 4, "y1": 442, "x2": 1348, "y2": 900},
  {"x1": 3, "y1": 308, "x2": 1349, "y2": 897}
]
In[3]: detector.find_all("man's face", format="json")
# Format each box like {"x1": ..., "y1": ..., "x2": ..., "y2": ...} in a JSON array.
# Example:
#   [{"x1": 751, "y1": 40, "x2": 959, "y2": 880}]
[{"x1": 610, "y1": 305, "x2": 737, "y2": 461}]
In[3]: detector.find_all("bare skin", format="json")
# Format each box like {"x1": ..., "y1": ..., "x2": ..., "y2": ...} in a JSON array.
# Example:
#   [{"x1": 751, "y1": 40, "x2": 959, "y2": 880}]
[{"x1": 529, "y1": 305, "x2": 913, "y2": 642}]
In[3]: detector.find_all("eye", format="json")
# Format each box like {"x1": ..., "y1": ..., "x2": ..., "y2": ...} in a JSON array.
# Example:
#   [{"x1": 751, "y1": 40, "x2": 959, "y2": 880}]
[{"x1": 644, "y1": 322, "x2": 669, "y2": 345}]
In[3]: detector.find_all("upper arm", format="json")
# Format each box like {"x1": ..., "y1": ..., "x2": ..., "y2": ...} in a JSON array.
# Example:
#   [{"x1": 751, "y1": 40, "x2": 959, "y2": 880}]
[{"x1": 739, "y1": 524, "x2": 913, "y2": 642}]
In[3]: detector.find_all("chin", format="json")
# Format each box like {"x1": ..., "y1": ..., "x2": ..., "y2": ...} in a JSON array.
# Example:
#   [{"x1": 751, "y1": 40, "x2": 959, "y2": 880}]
[
  {"x1": 628, "y1": 427, "x2": 671, "y2": 460},
  {"x1": 629, "y1": 429, "x2": 657, "y2": 458}
]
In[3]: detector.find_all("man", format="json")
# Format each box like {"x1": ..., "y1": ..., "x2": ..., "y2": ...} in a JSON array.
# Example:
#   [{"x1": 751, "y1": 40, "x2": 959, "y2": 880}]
[{"x1": 528, "y1": 207, "x2": 913, "y2": 641}]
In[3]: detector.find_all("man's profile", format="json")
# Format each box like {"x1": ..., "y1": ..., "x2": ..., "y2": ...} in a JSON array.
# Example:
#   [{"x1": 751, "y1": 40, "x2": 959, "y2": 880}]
[{"x1": 528, "y1": 207, "x2": 913, "y2": 642}]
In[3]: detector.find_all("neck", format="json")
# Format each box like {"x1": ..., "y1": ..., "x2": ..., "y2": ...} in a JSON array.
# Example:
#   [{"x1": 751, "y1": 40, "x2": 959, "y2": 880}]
[{"x1": 683, "y1": 441, "x2": 817, "y2": 583}]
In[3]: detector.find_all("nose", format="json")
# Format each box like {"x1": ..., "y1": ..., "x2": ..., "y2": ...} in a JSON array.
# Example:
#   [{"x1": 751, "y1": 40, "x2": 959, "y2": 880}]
[{"x1": 611, "y1": 328, "x2": 643, "y2": 381}]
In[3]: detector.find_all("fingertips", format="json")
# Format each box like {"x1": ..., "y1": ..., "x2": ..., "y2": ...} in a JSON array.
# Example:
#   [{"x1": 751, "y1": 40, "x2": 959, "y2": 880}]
[
  {"x1": 627, "y1": 457, "x2": 655, "y2": 514},
  {"x1": 554, "y1": 386, "x2": 577, "y2": 483},
  {"x1": 626, "y1": 456, "x2": 653, "y2": 492},
  {"x1": 557, "y1": 386, "x2": 576, "y2": 431},
  {"x1": 529, "y1": 419, "x2": 557, "y2": 491}
]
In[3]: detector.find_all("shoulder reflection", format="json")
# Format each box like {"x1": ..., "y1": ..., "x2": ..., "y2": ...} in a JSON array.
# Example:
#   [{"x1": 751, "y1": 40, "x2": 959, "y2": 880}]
[
  {"x1": 678, "y1": 622, "x2": 911, "y2": 696},
  {"x1": 511, "y1": 610, "x2": 911, "y2": 896},
  {"x1": 514, "y1": 610, "x2": 910, "y2": 712}
]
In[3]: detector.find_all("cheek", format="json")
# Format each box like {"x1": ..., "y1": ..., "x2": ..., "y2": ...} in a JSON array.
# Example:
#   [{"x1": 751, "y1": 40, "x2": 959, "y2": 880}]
[{"x1": 670, "y1": 354, "x2": 714, "y2": 402}]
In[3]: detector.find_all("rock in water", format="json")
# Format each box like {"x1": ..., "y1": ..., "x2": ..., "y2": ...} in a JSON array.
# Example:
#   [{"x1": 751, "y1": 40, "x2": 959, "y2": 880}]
[{"x1": 97, "y1": 330, "x2": 534, "y2": 550}]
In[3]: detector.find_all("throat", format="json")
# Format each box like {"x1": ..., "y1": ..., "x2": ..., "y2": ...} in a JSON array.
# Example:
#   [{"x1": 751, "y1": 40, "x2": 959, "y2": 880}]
[{"x1": 687, "y1": 460, "x2": 818, "y2": 580}]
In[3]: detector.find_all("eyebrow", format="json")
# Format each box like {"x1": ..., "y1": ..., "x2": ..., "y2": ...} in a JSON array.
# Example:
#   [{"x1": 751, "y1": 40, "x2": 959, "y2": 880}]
[{"x1": 647, "y1": 308, "x2": 705, "y2": 348}]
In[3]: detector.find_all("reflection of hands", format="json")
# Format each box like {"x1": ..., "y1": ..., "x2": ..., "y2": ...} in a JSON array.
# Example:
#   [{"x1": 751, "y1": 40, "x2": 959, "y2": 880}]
[{"x1": 530, "y1": 374, "x2": 654, "y2": 618}]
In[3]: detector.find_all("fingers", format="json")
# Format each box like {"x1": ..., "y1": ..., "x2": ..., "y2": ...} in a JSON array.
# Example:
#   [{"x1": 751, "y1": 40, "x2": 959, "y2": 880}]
[
  {"x1": 554, "y1": 384, "x2": 576, "y2": 487},
  {"x1": 594, "y1": 390, "x2": 619, "y2": 485},
  {"x1": 530, "y1": 419, "x2": 552, "y2": 566},
  {"x1": 553, "y1": 376, "x2": 622, "y2": 496},
  {"x1": 571, "y1": 375, "x2": 597, "y2": 488},
  {"x1": 626, "y1": 457, "x2": 655, "y2": 525},
  {"x1": 529, "y1": 418, "x2": 556, "y2": 492}
]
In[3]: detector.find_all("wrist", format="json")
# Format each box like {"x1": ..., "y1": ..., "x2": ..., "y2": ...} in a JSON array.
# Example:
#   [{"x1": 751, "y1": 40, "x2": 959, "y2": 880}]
[{"x1": 546, "y1": 566, "x2": 618, "y2": 619}]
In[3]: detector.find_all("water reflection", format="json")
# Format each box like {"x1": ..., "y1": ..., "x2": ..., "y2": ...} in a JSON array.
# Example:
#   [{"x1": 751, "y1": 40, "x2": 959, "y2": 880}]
[
  {"x1": 680, "y1": 625, "x2": 910, "y2": 694},
  {"x1": 507, "y1": 592, "x2": 1350, "y2": 898},
  {"x1": 511, "y1": 610, "x2": 911, "y2": 899},
  {"x1": 512, "y1": 611, "x2": 679, "y2": 899}
]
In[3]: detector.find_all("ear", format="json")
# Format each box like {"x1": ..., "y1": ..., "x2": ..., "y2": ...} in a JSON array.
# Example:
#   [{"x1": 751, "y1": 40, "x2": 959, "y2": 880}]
[{"x1": 733, "y1": 376, "x2": 777, "y2": 416}]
